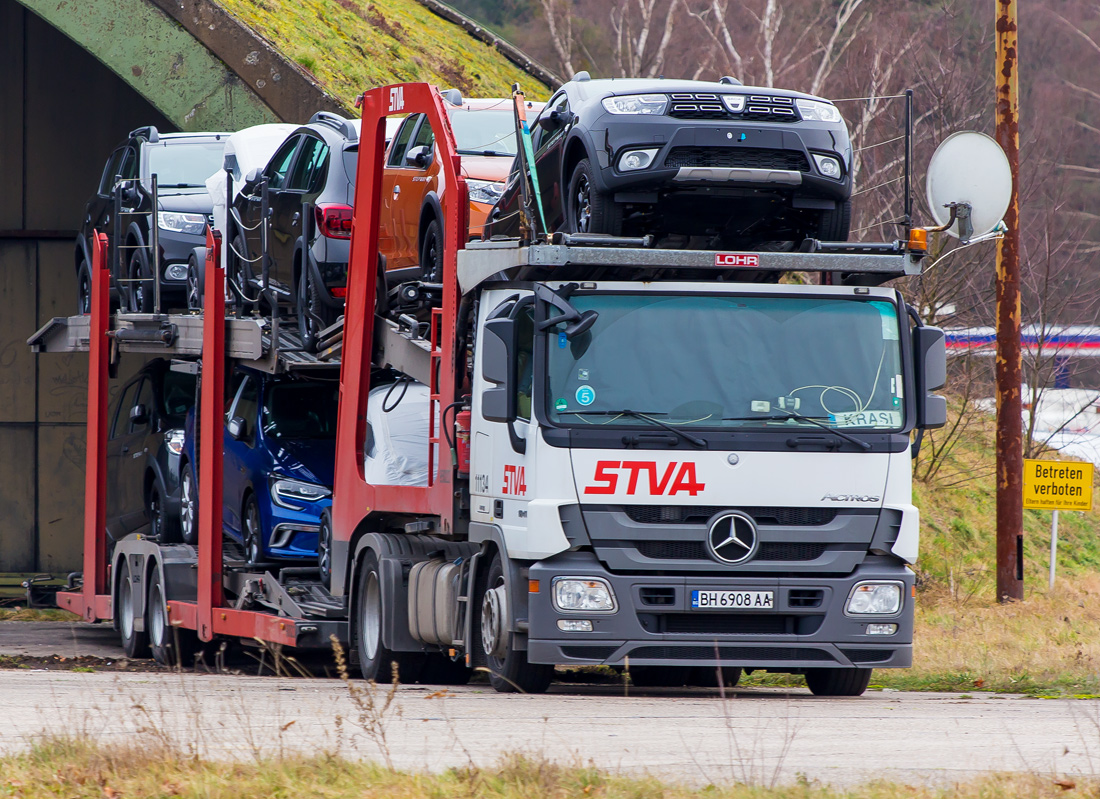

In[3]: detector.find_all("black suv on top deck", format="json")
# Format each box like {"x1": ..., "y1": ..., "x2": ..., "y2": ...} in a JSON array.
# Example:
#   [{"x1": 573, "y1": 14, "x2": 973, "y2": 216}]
[
  {"x1": 484, "y1": 74, "x2": 854, "y2": 248},
  {"x1": 77, "y1": 127, "x2": 226, "y2": 314}
]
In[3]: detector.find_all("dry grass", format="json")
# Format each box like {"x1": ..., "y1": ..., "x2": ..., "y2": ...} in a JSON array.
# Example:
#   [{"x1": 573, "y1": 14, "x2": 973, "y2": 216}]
[
  {"x1": 0, "y1": 737, "x2": 1091, "y2": 799},
  {"x1": 0, "y1": 608, "x2": 80, "y2": 622}
]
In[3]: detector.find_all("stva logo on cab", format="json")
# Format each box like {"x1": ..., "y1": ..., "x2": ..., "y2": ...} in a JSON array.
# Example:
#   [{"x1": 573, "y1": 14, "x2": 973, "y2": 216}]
[{"x1": 584, "y1": 460, "x2": 705, "y2": 496}]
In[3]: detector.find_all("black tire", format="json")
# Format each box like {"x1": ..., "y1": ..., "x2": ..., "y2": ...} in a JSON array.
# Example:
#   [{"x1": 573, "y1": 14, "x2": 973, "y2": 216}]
[
  {"x1": 317, "y1": 510, "x2": 333, "y2": 590},
  {"x1": 116, "y1": 559, "x2": 149, "y2": 659},
  {"x1": 629, "y1": 665, "x2": 692, "y2": 688},
  {"x1": 127, "y1": 246, "x2": 154, "y2": 313},
  {"x1": 419, "y1": 218, "x2": 443, "y2": 283},
  {"x1": 186, "y1": 253, "x2": 204, "y2": 312},
  {"x1": 419, "y1": 653, "x2": 472, "y2": 686},
  {"x1": 566, "y1": 158, "x2": 621, "y2": 236},
  {"x1": 148, "y1": 482, "x2": 180, "y2": 543},
  {"x1": 231, "y1": 234, "x2": 256, "y2": 314},
  {"x1": 77, "y1": 258, "x2": 93, "y2": 315},
  {"x1": 804, "y1": 667, "x2": 872, "y2": 697},
  {"x1": 179, "y1": 462, "x2": 198, "y2": 545},
  {"x1": 478, "y1": 551, "x2": 554, "y2": 694},
  {"x1": 815, "y1": 199, "x2": 852, "y2": 242},
  {"x1": 147, "y1": 566, "x2": 198, "y2": 668},
  {"x1": 690, "y1": 665, "x2": 742, "y2": 689},
  {"x1": 242, "y1": 494, "x2": 263, "y2": 566},
  {"x1": 297, "y1": 261, "x2": 329, "y2": 353},
  {"x1": 355, "y1": 550, "x2": 425, "y2": 682}
]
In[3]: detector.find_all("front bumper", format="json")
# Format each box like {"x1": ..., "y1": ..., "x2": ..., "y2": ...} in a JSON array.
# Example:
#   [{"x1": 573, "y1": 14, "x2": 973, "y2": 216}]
[{"x1": 526, "y1": 550, "x2": 912, "y2": 670}]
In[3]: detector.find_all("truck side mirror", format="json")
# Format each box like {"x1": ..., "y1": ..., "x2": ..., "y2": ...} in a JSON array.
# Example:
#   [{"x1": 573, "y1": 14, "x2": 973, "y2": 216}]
[
  {"x1": 481, "y1": 316, "x2": 517, "y2": 423},
  {"x1": 914, "y1": 326, "x2": 947, "y2": 429},
  {"x1": 227, "y1": 415, "x2": 248, "y2": 440}
]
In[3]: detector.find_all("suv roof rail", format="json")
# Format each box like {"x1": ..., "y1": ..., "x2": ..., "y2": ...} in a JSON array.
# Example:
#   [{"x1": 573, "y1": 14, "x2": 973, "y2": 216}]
[
  {"x1": 719, "y1": 75, "x2": 742, "y2": 86},
  {"x1": 571, "y1": 70, "x2": 591, "y2": 82},
  {"x1": 308, "y1": 111, "x2": 358, "y2": 143},
  {"x1": 440, "y1": 88, "x2": 463, "y2": 106},
  {"x1": 129, "y1": 125, "x2": 160, "y2": 143}
]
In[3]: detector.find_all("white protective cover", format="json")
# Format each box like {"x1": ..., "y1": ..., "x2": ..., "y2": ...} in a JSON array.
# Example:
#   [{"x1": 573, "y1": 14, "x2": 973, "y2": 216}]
[
  {"x1": 364, "y1": 381, "x2": 431, "y2": 486},
  {"x1": 204, "y1": 123, "x2": 297, "y2": 270}
]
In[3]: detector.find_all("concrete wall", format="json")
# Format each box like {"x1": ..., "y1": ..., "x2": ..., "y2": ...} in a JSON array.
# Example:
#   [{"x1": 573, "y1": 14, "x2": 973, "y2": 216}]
[{"x1": 0, "y1": 0, "x2": 173, "y2": 571}]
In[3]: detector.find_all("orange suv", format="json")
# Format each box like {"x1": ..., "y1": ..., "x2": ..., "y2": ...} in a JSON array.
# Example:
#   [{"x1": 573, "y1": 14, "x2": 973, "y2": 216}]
[{"x1": 379, "y1": 92, "x2": 542, "y2": 283}]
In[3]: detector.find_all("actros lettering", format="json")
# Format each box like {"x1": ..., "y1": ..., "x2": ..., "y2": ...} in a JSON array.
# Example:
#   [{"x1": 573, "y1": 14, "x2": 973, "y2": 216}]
[
  {"x1": 821, "y1": 492, "x2": 881, "y2": 502},
  {"x1": 584, "y1": 460, "x2": 706, "y2": 496},
  {"x1": 503, "y1": 464, "x2": 527, "y2": 496},
  {"x1": 388, "y1": 85, "x2": 405, "y2": 113}
]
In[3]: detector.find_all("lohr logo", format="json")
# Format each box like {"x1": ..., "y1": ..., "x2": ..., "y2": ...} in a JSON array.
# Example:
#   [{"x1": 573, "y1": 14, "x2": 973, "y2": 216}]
[
  {"x1": 584, "y1": 461, "x2": 705, "y2": 496},
  {"x1": 715, "y1": 253, "x2": 760, "y2": 268},
  {"x1": 821, "y1": 492, "x2": 881, "y2": 502},
  {"x1": 503, "y1": 465, "x2": 527, "y2": 496},
  {"x1": 388, "y1": 85, "x2": 405, "y2": 113}
]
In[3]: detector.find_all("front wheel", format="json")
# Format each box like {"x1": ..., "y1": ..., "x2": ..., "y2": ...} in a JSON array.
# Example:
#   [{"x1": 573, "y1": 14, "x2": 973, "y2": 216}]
[
  {"x1": 317, "y1": 511, "x2": 333, "y2": 589},
  {"x1": 355, "y1": 550, "x2": 424, "y2": 682},
  {"x1": 479, "y1": 551, "x2": 554, "y2": 694},
  {"x1": 297, "y1": 262, "x2": 330, "y2": 352},
  {"x1": 419, "y1": 218, "x2": 443, "y2": 283},
  {"x1": 804, "y1": 667, "x2": 871, "y2": 697},
  {"x1": 186, "y1": 251, "x2": 204, "y2": 311},
  {"x1": 242, "y1": 495, "x2": 263, "y2": 566},
  {"x1": 148, "y1": 483, "x2": 179, "y2": 543},
  {"x1": 77, "y1": 258, "x2": 93, "y2": 315},
  {"x1": 179, "y1": 462, "x2": 197, "y2": 545},
  {"x1": 566, "y1": 158, "x2": 621, "y2": 236},
  {"x1": 127, "y1": 246, "x2": 154, "y2": 313},
  {"x1": 815, "y1": 199, "x2": 852, "y2": 242}
]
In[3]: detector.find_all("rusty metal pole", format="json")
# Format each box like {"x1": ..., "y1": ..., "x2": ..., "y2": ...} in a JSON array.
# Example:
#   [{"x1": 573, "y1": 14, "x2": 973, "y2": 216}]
[{"x1": 995, "y1": 0, "x2": 1024, "y2": 601}]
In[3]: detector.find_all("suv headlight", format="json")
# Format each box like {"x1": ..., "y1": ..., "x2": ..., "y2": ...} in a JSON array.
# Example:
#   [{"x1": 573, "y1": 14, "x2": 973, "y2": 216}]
[
  {"x1": 845, "y1": 582, "x2": 902, "y2": 615},
  {"x1": 553, "y1": 578, "x2": 617, "y2": 612},
  {"x1": 158, "y1": 212, "x2": 207, "y2": 235},
  {"x1": 165, "y1": 429, "x2": 186, "y2": 456},
  {"x1": 270, "y1": 477, "x2": 331, "y2": 509},
  {"x1": 795, "y1": 99, "x2": 843, "y2": 123},
  {"x1": 466, "y1": 178, "x2": 505, "y2": 205},
  {"x1": 601, "y1": 94, "x2": 668, "y2": 115}
]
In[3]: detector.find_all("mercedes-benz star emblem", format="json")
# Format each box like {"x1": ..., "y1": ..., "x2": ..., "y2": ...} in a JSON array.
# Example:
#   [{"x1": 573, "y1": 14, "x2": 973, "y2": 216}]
[{"x1": 706, "y1": 511, "x2": 758, "y2": 565}]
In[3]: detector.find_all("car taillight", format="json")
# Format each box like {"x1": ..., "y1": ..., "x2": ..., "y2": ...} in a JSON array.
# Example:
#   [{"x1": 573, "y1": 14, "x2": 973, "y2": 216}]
[{"x1": 315, "y1": 204, "x2": 353, "y2": 239}]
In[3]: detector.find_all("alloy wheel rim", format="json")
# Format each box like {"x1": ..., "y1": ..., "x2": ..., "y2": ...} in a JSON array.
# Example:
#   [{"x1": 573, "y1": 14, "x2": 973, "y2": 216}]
[
  {"x1": 79, "y1": 274, "x2": 90, "y2": 314},
  {"x1": 575, "y1": 175, "x2": 591, "y2": 232},
  {"x1": 150, "y1": 493, "x2": 161, "y2": 538},
  {"x1": 319, "y1": 524, "x2": 330, "y2": 578},
  {"x1": 246, "y1": 504, "x2": 261, "y2": 563},
  {"x1": 180, "y1": 472, "x2": 193, "y2": 540}
]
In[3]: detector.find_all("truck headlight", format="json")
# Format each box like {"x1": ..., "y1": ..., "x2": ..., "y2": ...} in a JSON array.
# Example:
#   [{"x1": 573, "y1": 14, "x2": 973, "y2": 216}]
[
  {"x1": 845, "y1": 582, "x2": 902, "y2": 615},
  {"x1": 795, "y1": 99, "x2": 843, "y2": 123},
  {"x1": 617, "y1": 148, "x2": 659, "y2": 171},
  {"x1": 601, "y1": 94, "x2": 668, "y2": 115},
  {"x1": 553, "y1": 578, "x2": 617, "y2": 612},
  {"x1": 467, "y1": 179, "x2": 505, "y2": 205},
  {"x1": 270, "y1": 477, "x2": 331, "y2": 509},
  {"x1": 158, "y1": 212, "x2": 207, "y2": 235}
]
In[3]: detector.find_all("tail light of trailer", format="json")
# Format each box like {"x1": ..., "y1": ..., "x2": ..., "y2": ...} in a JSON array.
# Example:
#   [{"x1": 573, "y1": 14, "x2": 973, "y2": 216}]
[{"x1": 315, "y1": 204, "x2": 353, "y2": 239}]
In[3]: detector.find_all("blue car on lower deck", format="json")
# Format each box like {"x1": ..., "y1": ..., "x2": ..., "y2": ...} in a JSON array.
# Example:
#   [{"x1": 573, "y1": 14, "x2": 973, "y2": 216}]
[{"x1": 180, "y1": 366, "x2": 338, "y2": 564}]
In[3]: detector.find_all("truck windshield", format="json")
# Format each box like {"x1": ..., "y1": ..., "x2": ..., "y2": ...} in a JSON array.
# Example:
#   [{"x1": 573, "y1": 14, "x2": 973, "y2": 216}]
[{"x1": 545, "y1": 293, "x2": 906, "y2": 431}]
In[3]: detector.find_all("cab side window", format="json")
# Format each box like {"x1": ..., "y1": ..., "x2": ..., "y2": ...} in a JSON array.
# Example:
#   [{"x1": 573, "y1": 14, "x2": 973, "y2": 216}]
[
  {"x1": 514, "y1": 306, "x2": 535, "y2": 421},
  {"x1": 266, "y1": 136, "x2": 301, "y2": 189},
  {"x1": 386, "y1": 116, "x2": 418, "y2": 167}
]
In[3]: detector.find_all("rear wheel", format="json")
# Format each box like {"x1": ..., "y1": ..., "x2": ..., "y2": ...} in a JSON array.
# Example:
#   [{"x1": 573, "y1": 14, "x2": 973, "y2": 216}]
[
  {"x1": 297, "y1": 262, "x2": 329, "y2": 352},
  {"x1": 179, "y1": 463, "x2": 197, "y2": 545},
  {"x1": 116, "y1": 559, "x2": 149, "y2": 658},
  {"x1": 355, "y1": 550, "x2": 425, "y2": 682},
  {"x1": 815, "y1": 199, "x2": 852, "y2": 242},
  {"x1": 479, "y1": 551, "x2": 553, "y2": 694},
  {"x1": 242, "y1": 495, "x2": 263, "y2": 566},
  {"x1": 566, "y1": 158, "x2": 621, "y2": 236},
  {"x1": 77, "y1": 258, "x2": 93, "y2": 315},
  {"x1": 419, "y1": 218, "x2": 443, "y2": 283},
  {"x1": 147, "y1": 566, "x2": 198, "y2": 668},
  {"x1": 127, "y1": 246, "x2": 154, "y2": 313},
  {"x1": 804, "y1": 667, "x2": 871, "y2": 697}
]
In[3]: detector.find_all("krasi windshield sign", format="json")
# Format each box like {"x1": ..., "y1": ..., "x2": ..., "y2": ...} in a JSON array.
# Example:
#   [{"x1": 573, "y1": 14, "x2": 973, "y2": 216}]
[{"x1": 583, "y1": 459, "x2": 706, "y2": 496}]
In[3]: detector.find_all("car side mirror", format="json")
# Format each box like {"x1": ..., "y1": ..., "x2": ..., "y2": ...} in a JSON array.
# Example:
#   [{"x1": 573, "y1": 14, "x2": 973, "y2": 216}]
[
  {"x1": 481, "y1": 316, "x2": 517, "y2": 423},
  {"x1": 120, "y1": 180, "x2": 141, "y2": 208},
  {"x1": 227, "y1": 415, "x2": 248, "y2": 440},
  {"x1": 405, "y1": 145, "x2": 432, "y2": 168},
  {"x1": 914, "y1": 326, "x2": 947, "y2": 430},
  {"x1": 129, "y1": 403, "x2": 148, "y2": 425},
  {"x1": 240, "y1": 167, "x2": 263, "y2": 195},
  {"x1": 537, "y1": 114, "x2": 562, "y2": 132}
]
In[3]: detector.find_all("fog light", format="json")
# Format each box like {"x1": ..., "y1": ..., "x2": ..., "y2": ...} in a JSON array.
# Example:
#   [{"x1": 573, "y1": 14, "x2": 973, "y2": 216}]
[
  {"x1": 618, "y1": 148, "x2": 659, "y2": 172},
  {"x1": 165, "y1": 264, "x2": 188, "y2": 281},
  {"x1": 553, "y1": 578, "x2": 616, "y2": 612},
  {"x1": 846, "y1": 583, "x2": 902, "y2": 615},
  {"x1": 866, "y1": 623, "x2": 898, "y2": 635},
  {"x1": 557, "y1": 619, "x2": 594, "y2": 632},
  {"x1": 812, "y1": 153, "x2": 842, "y2": 178}
]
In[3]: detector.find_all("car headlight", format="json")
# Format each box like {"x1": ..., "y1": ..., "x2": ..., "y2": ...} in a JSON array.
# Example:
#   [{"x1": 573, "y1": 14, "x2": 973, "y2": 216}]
[
  {"x1": 165, "y1": 429, "x2": 186, "y2": 456},
  {"x1": 553, "y1": 578, "x2": 617, "y2": 612},
  {"x1": 270, "y1": 477, "x2": 331, "y2": 509},
  {"x1": 617, "y1": 148, "x2": 660, "y2": 172},
  {"x1": 845, "y1": 582, "x2": 902, "y2": 615},
  {"x1": 722, "y1": 95, "x2": 746, "y2": 112},
  {"x1": 812, "y1": 153, "x2": 843, "y2": 178},
  {"x1": 466, "y1": 178, "x2": 505, "y2": 205},
  {"x1": 795, "y1": 99, "x2": 843, "y2": 123},
  {"x1": 601, "y1": 94, "x2": 668, "y2": 115},
  {"x1": 158, "y1": 212, "x2": 207, "y2": 235}
]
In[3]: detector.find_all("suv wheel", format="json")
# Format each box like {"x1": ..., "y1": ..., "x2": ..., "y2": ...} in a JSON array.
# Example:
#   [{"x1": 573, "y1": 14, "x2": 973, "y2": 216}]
[
  {"x1": 242, "y1": 495, "x2": 263, "y2": 566},
  {"x1": 815, "y1": 199, "x2": 852, "y2": 242},
  {"x1": 127, "y1": 247, "x2": 154, "y2": 313},
  {"x1": 297, "y1": 263, "x2": 329, "y2": 352},
  {"x1": 148, "y1": 483, "x2": 180, "y2": 543},
  {"x1": 186, "y1": 252, "x2": 204, "y2": 311},
  {"x1": 230, "y1": 235, "x2": 256, "y2": 313},
  {"x1": 179, "y1": 462, "x2": 197, "y2": 545},
  {"x1": 419, "y1": 218, "x2": 443, "y2": 283},
  {"x1": 567, "y1": 158, "x2": 621, "y2": 236},
  {"x1": 77, "y1": 258, "x2": 93, "y2": 315}
]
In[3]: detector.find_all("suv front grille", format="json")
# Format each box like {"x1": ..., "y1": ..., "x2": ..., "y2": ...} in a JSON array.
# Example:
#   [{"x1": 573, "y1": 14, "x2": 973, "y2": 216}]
[
  {"x1": 664, "y1": 147, "x2": 810, "y2": 171},
  {"x1": 666, "y1": 93, "x2": 800, "y2": 122},
  {"x1": 623, "y1": 505, "x2": 836, "y2": 526}
]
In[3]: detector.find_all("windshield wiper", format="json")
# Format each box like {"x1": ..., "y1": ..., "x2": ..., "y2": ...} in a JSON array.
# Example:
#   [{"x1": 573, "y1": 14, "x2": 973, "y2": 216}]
[
  {"x1": 457, "y1": 149, "x2": 512, "y2": 157},
  {"x1": 722, "y1": 413, "x2": 872, "y2": 451},
  {"x1": 158, "y1": 183, "x2": 205, "y2": 188},
  {"x1": 560, "y1": 409, "x2": 707, "y2": 448}
]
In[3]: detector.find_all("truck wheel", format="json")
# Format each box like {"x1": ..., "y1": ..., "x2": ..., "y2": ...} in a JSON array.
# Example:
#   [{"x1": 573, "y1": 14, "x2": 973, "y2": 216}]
[
  {"x1": 628, "y1": 665, "x2": 691, "y2": 687},
  {"x1": 147, "y1": 566, "x2": 197, "y2": 668},
  {"x1": 355, "y1": 550, "x2": 425, "y2": 683},
  {"x1": 116, "y1": 559, "x2": 149, "y2": 658},
  {"x1": 804, "y1": 667, "x2": 871, "y2": 697},
  {"x1": 419, "y1": 218, "x2": 443, "y2": 283},
  {"x1": 77, "y1": 258, "x2": 93, "y2": 315},
  {"x1": 127, "y1": 247, "x2": 155, "y2": 313},
  {"x1": 419, "y1": 653, "x2": 472, "y2": 686},
  {"x1": 479, "y1": 551, "x2": 554, "y2": 694},
  {"x1": 242, "y1": 495, "x2": 263, "y2": 566},
  {"x1": 815, "y1": 199, "x2": 852, "y2": 242},
  {"x1": 690, "y1": 665, "x2": 742, "y2": 689},
  {"x1": 566, "y1": 158, "x2": 621, "y2": 236},
  {"x1": 179, "y1": 462, "x2": 197, "y2": 545}
]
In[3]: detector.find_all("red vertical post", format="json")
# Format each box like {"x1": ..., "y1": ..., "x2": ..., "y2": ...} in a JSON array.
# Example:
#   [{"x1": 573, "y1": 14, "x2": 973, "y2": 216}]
[
  {"x1": 197, "y1": 229, "x2": 225, "y2": 640},
  {"x1": 82, "y1": 232, "x2": 110, "y2": 621}
]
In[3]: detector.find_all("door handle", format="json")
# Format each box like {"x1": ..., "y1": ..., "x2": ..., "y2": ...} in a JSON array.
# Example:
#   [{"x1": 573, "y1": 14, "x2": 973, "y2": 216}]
[
  {"x1": 120, "y1": 445, "x2": 130, "y2": 454},
  {"x1": 393, "y1": 185, "x2": 401, "y2": 197},
  {"x1": 292, "y1": 212, "x2": 300, "y2": 226}
]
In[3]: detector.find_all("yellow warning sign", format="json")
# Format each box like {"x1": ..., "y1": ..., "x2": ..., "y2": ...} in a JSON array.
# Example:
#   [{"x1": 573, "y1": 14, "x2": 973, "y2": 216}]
[{"x1": 1023, "y1": 460, "x2": 1094, "y2": 511}]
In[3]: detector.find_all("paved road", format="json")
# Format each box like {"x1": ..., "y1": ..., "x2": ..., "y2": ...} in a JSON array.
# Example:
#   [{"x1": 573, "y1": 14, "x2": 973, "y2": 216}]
[{"x1": 0, "y1": 621, "x2": 121, "y2": 658}]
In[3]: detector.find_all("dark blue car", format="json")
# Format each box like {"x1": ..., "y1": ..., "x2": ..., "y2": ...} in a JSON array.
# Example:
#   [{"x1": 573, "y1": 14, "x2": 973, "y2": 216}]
[{"x1": 180, "y1": 366, "x2": 338, "y2": 564}]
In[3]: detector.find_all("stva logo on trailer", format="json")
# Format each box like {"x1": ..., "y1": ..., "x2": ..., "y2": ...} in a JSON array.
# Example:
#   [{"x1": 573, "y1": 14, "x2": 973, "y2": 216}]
[
  {"x1": 583, "y1": 461, "x2": 706, "y2": 496},
  {"x1": 388, "y1": 86, "x2": 405, "y2": 112}
]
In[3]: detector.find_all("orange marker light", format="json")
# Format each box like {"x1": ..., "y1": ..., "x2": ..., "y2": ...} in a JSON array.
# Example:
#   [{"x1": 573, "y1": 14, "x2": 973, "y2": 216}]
[
  {"x1": 907, "y1": 227, "x2": 928, "y2": 252},
  {"x1": 528, "y1": 579, "x2": 540, "y2": 594}
]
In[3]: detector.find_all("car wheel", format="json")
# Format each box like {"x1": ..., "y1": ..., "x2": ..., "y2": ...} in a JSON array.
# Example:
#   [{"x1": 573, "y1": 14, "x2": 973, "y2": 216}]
[
  {"x1": 179, "y1": 462, "x2": 197, "y2": 545},
  {"x1": 147, "y1": 565, "x2": 198, "y2": 669},
  {"x1": 566, "y1": 158, "x2": 621, "y2": 236},
  {"x1": 478, "y1": 551, "x2": 554, "y2": 694},
  {"x1": 355, "y1": 550, "x2": 425, "y2": 682},
  {"x1": 230, "y1": 234, "x2": 256, "y2": 313},
  {"x1": 242, "y1": 495, "x2": 263, "y2": 566},
  {"x1": 77, "y1": 258, "x2": 93, "y2": 315},
  {"x1": 815, "y1": 199, "x2": 852, "y2": 242},
  {"x1": 419, "y1": 218, "x2": 443, "y2": 283},
  {"x1": 148, "y1": 483, "x2": 180, "y2": 543},
  {"x1": 116, "y1": 559, "x2": 149, "y2": 659},
  {"x1": 804, "y1": 667, "x2": 872, "y2": 697},
  {"x1": 317, "y1": 510, "x2": 333, "y2": 589},
  {"x1": 297, "y1": 263, "x2": 329, "y2": 352},
  {"x1": 127, "y1": 246, "x2": 154, "y2": 313},
  {"x1": 186, "y1": 252, "x2": 204, "y2": 311}
]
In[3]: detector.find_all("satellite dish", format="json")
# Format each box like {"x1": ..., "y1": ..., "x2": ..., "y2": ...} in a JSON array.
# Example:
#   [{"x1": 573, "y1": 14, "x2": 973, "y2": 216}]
[{"x1": 926, "y1": 131, "x2": 1011, "y2": 239}]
